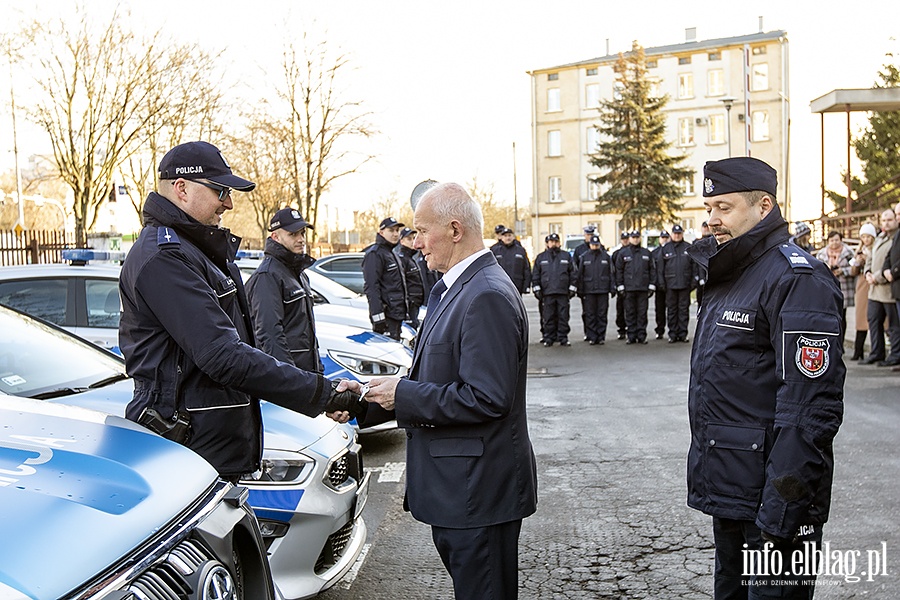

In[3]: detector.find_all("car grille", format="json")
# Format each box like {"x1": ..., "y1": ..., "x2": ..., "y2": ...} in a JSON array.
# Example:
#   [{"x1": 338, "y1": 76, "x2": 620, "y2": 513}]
[
  {"x1": 327, "y1": 449, "x2": 363, "y2": 489},
  {"x1": 127, "y1": 540, "x2": 224, "y2": 600},
  {"x1": 314, "y1": 520, "x2": 355, "y2": 574}
]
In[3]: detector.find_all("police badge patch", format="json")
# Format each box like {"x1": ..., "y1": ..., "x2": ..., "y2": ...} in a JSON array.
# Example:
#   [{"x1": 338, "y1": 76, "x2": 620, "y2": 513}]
[
  {"x1": 704, "y1": 177, "x2": 714, "y2": 195},
  {"x1": 796, "y1": 336, "x2": 830, "y2": 378}
]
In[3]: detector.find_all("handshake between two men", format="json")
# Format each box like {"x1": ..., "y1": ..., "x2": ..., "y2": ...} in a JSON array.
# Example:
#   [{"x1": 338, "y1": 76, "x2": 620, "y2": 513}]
[{"x1": 324, "y1": 378, "x2": 400, "y2": 423}]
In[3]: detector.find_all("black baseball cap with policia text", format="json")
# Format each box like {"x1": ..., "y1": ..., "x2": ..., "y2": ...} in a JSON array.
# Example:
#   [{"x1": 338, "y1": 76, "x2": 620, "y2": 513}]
[{"x1": 158, "y1": 141, "x2": 256, "y2": 191}]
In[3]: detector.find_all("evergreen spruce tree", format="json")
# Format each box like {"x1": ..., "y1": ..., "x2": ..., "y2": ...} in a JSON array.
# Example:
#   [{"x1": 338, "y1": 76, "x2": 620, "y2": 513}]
[
  {"x1": 589, "y1": 41, "x2": 694, "y2": 231},
  {"x1": 827, "y1": 53, "x2": 900, "y2": 214}
]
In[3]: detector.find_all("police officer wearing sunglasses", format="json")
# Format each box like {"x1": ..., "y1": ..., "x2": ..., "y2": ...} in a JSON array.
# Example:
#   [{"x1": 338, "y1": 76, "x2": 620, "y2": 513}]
[{"x1": 118, "y1": 141, "x2": 365, "y2": 482}]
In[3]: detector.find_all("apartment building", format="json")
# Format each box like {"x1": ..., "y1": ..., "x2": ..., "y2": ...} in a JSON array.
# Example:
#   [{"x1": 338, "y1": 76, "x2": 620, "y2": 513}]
[{"x1": 529, "y1": 29, "x2": 789, "y2": 251}]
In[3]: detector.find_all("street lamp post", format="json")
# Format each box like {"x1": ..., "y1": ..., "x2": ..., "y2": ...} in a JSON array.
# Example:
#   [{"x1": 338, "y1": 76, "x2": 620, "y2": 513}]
[{"x1": 720, "y1": 97, "x2": 736, "y2": 158}]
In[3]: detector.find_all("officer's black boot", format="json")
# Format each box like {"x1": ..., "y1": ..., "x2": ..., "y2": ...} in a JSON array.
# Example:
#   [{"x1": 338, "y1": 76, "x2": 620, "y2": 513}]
[{"x1": 851, "y1": 330, "x2": 867, "y2": 361}]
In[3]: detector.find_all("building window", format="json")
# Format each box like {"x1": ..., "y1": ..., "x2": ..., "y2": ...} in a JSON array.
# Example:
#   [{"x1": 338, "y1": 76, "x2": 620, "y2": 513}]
[
  {"x1": 678, "y1": 56, "x2": 692, "y2": 65},
  {"x1": 678, "y1": 73, "x2": 694, "y2": 99},
  {"x1": 682, "y1": 217, "x2": 695, "y2": 231},
  {"x1": 752, "y1": 111, "x2": 770, "y2": 141},
  {"x1": 678, "y1": 118, "x2": 695, "y2": 146},
  {"x1": 649, "y1": 79, "x2": 662, "y2": 98},
  {"x1": 613, "y1": 81, "x2": 624, "y2": 100},
  {"x1": 708, "y1": 114, "x2": 725, "y2": 144},
  {"x1": 707, "y1": 69, "x2": 724, "y2": 96},
  {"x1": 548, "y1": 72, "x2": 559, "y2": 81},
  {"x1": 585, "y1": 83, "x2": 601, "y2": 109},
  {"x1": 588, "y1": 177, "x2": 602, "y2": 200},
  {"x1": 585, "y1": 126, "x2": 601, "y2": 154},
  {"x1": 548, "y1": 130, "x2": 561, "y2": 157},
  {"x1": 549, "y1": 177, "x2": 562, "y2": 203},
  {"x1": 547, "y1": 88, "x2": 561, "y2": 112},
  {"x1": 708, "y1": 52, "x2": 721, "y2": 61},
  {"x1": 752, "y1": 46, "x2": 767, "y2": 55},
  {"x1": 586, "y1": 67, "x2": 598, "y2": 76},
  {"x1": 751, "y1": 63, "x2": 769, "y2": 91},
  {"x1": 683, "y1": 176, "x2": 695, "y2": 196},
  {"x1": 549, "y1": 222, "x2": 563, "y2": 235},
  {"x1": 647, "y1": 59, "x2": 658, "y2": 69}
]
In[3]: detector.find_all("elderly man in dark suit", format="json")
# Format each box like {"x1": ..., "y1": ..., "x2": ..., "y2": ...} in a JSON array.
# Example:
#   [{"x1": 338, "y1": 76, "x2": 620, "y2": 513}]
[{"x1": 363, "y1": 182, "x2": 538, "y2": 600}]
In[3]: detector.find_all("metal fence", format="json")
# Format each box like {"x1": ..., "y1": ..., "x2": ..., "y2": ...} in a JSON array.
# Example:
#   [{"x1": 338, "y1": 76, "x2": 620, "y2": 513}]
[{"x1": 0, "y1": 230, "x2": 74, "y2": 266}]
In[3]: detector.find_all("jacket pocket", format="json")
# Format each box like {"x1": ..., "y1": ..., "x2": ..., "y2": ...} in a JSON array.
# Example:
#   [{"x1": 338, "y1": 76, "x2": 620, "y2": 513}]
[
  {"x1": 430, "y1": 437, "x2": 484, "y2": 458},
  {"x1": 706, "y1": 422, "x2": 766, "y2": 499}
]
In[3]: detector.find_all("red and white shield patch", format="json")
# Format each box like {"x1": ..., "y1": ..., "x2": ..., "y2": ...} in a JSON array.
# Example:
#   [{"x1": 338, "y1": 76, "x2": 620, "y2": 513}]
[{"x1": 796, "y1": 335, "x2": 830, "y2": 378}]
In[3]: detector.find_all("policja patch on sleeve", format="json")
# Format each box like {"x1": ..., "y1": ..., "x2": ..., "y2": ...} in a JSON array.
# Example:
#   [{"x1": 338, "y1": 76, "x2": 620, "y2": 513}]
[{"x1": 795, "y1": 335, "x2": 830, "y2": 378}]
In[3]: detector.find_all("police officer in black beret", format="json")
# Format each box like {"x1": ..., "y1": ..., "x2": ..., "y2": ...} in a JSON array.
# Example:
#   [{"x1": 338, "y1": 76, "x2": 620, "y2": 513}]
[
  {"x1": 651, "y1": 230, "x2": 670, "y2": 339},
  {"x1": 576, "y1": 234, "x2": 614, "y2": 344},
  {"x1": 363, "y1": 217, "x2": 409, "y2": 340},
  {"x1": 532, "y1": 233, "x2": 576, "y2": 346},
  {"x1": 660, "y1": 224, "x2": 695, "y2": 342},
  {"x1": 610, "y1": 231, "x2": 630, "y2": 339},
  {"x1": 686, "y1": 157, "x2": 845, "y2": 598},
  {"x1": 614, "y1": 230, "x2": 656, "y2": 344},
  {"x1": 490, "y1": 226, "x2": 532, "y2": 294}
]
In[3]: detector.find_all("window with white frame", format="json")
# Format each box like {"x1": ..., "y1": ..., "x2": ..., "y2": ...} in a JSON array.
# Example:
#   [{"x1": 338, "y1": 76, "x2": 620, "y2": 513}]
[
  {"x1": 752, "y1": 111, "x2": 770, "y2": 141},
  {"x1": 549, "y1": 177, "x2": 562, "y2": 203},
  {"x1": 707, "y1": 69, "x2": 724, "y2": 96},
  {"x1": 708, "y1": 114, "x2": 725, "y2": 144},
  {"x1": 549, "y1": 222, "x2": 563, "y2": 235},
  {"x1": 649, "y1": 78, "x2": 662, "y2": 98},
  {"x1": 585, "y1": 126, "x2": 601, "y2": 154},
  {"x1": 585, "y1": 83, "x2": 601, "y2": 109},
  {"x1": 678, "y1": 73, "x2": 694, "y2": 99},
  {"x1": 751, "y1": 63, "x2": 769, "y2": 91},
  {"x1": 588, "y1": 177, "x2": 602, "y2": 200},
  {"x1": 586, "y1": 67, "x2": 598, "y2": 76},
  {"x1": 682, "y1": 176, "x2": 695, "y2": 196},
  {"x1": 613, "y1": 81, "x2": 624, "y2": 100},
  {"x1": 678, "y1": 118, "x2": 695, "y2": 146},
  {"x1": 548, "y1": 130, "x2": 561, "y2": 157},
  {"x1": 547, "y1": 88, "x2": 561, "y2": 112}
]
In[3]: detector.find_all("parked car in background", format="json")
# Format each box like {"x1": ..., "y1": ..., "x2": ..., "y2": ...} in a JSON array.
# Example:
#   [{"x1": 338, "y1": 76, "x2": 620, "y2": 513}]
[
  {"x1": 310, "y1": 252, "x2": 366, "y2": 294},
  {"x1": 0, "y1": 303, "x2": 370, "y2": 600},
  {"x1": 0, "y1": 395, "x2": 275, "y2": 600}
]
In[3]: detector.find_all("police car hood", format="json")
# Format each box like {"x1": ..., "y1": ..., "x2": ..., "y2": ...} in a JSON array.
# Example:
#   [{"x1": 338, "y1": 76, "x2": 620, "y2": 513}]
[
  {"x1": 0, "y1": 396, "x2": 218, "y2": 600},
  {"x1": 50, "y1": 378, "x2": 335, "y2": 453}
]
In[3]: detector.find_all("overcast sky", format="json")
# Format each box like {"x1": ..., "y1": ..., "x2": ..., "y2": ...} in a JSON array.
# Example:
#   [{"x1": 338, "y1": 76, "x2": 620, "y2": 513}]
[{"x1": 2, "y1": 0, "x2": 898, "y2": 223}]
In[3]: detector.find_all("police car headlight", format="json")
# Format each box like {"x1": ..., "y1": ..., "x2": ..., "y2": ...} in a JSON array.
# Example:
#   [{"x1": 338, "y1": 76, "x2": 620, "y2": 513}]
[
  {"x1": 241, "y1": 450, "x2": 315, "y2": 485},
  {"x1": 328, "y1": 351, "x2": 401, "y2": 376}
]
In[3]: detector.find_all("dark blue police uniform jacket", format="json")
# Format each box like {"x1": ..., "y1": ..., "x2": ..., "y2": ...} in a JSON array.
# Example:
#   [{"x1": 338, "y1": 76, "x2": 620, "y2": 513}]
[
  {"x1": 394, "y1": 251, "x2": 538, "y2": 529},
  {"x1": 686, "y1": 206, "x2": 845, "y2": 539}
]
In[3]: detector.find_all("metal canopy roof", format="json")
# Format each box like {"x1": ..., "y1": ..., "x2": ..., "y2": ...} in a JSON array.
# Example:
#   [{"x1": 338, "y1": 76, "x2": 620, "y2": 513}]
[{"x1": 810, "y1": 88, "x2": 900, "y2": 113}]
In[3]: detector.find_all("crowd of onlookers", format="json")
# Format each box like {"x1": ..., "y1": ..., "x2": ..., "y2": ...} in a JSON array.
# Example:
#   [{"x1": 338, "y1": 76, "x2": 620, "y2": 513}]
[{"x1": 809, "y1": 202, "x2": 900, "y2": 370}]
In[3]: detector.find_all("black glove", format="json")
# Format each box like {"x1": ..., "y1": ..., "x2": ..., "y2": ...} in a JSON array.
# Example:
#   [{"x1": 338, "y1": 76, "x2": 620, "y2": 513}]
[
  {"x1": 534, "y1": 290, "x2": 542, "y2": 301},
  {"x1": 760, "y1": 530, "x2": 794, "y2": 546},
  {"x1": 372, "y1": 321, "x2": 388, "y2": 334},
  {"x1": 324, "y1": 380, "x2": 368, "y2": 421}
]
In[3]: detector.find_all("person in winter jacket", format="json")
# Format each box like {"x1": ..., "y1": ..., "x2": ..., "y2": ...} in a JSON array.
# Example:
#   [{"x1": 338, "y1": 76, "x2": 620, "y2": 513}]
[
  {"x1": 614, "y1": 230, "x2": 656, "y2": 344},
  {"x1": 660, "y1": 224, "x2": 695, "y2": 343},
  {"x1": 246, "y1": 207, "x2": 323, "y2": 373},
  {"x1": 490, "y1": 227, "x2": 532, "y2": 293},
  {"x1": 687, "y1": 156, "x2": 845, "y2": 598},
  {"x1": 532, "y1": 233, "x2": 576, "y2": 346},
  {"x1": 576, "y1": 234, "x2": 614, "y2": 344},
  {"x1": 395, "y1": 226, "x2": 425, "y2": 327},
  {"x1": 118, "y1": 141, "x2": 365, "y2": 481},
  {"x1": 651, "y1": 230, "x2": 669, "y2": 339},
  {"x1": 363, "y1": 217, "x2": 409, "y2": 340}
]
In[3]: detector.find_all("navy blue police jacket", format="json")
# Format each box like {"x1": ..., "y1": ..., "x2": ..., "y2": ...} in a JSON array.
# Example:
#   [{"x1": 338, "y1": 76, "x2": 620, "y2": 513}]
[
  {"x1": 686, "y1": 206, "x2": 845, "y2": 539},
  {"x1": 362, "y1": 234, "x2": 408, "y2": 322},
  {"x1": 119, "y1": 192, "x2": 329, "y2": 477},
  {"x1": 394, "y1": 244, "x2": 425, "y2": 306},
  {"x1": 245, "y1": 237, "x2": 323, "y2": 373},
  {"x1": 532, "y1": 247, "x2": 576, "y2": 295},
  {"x1": 614, "y1": 244, "x2": 656, "y2": 291},
  {"x1": 576, "y1": 247, "x2": 614, "y2": 295},
  {"x1": 660, "y1": 239, "x2": 696, "y2": 291},
  {"x1": 490, "y1": 240, "x2": 532, "y2": 293}
]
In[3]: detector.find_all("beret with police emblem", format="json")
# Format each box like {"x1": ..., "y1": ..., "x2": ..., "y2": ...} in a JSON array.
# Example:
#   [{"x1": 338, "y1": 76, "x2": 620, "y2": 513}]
[{"x1": 703, "y1": 156, "x2": 777, "y2": 198}]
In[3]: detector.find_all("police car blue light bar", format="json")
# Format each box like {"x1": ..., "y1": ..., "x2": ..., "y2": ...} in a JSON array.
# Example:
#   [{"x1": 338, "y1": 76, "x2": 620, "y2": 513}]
[{"x1": 61, "y1": 249, "x2": 127, "y2": 263}]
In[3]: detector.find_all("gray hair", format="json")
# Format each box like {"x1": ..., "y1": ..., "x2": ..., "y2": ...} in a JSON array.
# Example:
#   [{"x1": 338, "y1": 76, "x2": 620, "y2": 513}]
[{"x1": 420, "y1": 182, "x2": 484, "y2": 234}]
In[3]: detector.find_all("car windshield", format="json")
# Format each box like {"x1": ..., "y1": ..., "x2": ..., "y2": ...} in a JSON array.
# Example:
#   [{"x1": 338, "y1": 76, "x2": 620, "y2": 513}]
[
  {"x1": 0, "y1": 305, "x2": 125, "y2": 398},
  {"x1": 306, "y1": 270, "x2": 360, "y2": 300}
]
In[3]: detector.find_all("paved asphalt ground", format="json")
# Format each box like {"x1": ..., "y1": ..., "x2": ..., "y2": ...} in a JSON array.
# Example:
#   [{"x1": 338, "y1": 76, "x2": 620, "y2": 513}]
[{"x1": 322, "y1": 295, "x2": 899, "y2": 599}]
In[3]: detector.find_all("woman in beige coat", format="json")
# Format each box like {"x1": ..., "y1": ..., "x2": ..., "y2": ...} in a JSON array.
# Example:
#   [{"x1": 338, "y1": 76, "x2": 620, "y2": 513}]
[{"x1": 849, "y1": 222, "x2": 877, "y2": 360}]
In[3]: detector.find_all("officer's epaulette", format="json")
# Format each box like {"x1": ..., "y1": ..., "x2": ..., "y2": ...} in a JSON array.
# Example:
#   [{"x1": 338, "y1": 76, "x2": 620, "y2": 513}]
[
  {"x1": 778, "y1": 244, "x2": 814, "y2": 272},
  {"x1": 157, "y1": 226, "x2": 181, "y2": 247}
]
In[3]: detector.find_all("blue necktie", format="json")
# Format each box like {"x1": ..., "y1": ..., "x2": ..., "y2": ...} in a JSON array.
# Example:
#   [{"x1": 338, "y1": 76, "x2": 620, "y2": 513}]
[{"x1": 425, "y1": 279, "x2": 447, "y2": 324}]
